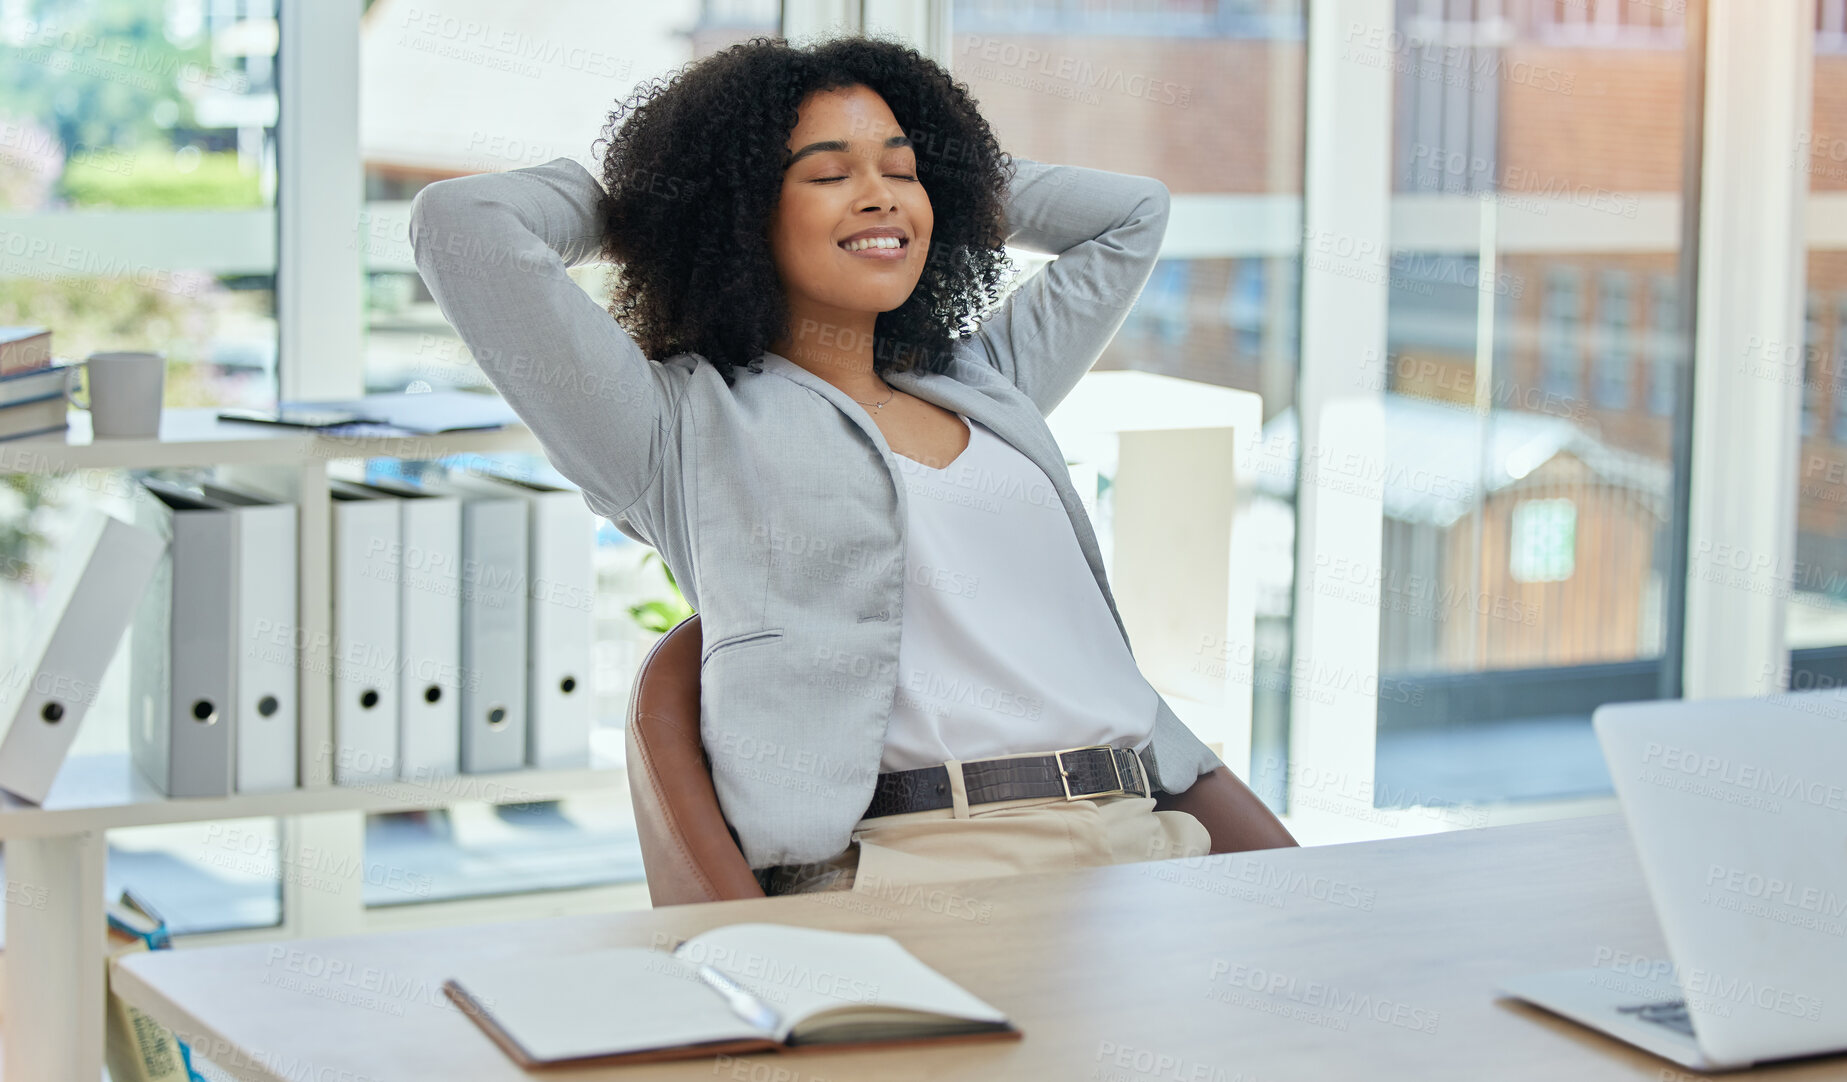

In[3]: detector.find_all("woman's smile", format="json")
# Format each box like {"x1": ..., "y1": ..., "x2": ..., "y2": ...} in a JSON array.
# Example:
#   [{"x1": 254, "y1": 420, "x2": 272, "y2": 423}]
[{"x1": 838, "y1": 237, "x2": 910, "y2": 262}]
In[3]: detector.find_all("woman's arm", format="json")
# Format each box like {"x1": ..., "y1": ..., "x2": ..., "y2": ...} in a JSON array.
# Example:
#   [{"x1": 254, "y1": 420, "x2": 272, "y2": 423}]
[
  {"x1": 1154, "y1": 765, "x2": 1299, "y2": 853},
  {"x1": 408, "y1": 156, "x2": 687, "y2": 523},
  {"x1": 968, "y1": 157, "x2": 1172, "y2": 416}
]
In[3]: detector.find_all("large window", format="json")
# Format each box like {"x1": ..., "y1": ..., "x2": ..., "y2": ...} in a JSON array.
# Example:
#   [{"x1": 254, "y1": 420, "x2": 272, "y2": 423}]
[
  {"x1": 0, "y1": 0, "x2": 280, "y2": 411},
  {"x1": 1337, "y1": 0, "x2": 1694, "y2": 824}
]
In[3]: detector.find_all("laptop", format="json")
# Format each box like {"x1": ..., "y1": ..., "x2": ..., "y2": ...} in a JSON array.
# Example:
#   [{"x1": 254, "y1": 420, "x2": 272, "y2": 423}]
[{"x1": 1498, "y1": 689, "x2": 1847, "y2": 1072}]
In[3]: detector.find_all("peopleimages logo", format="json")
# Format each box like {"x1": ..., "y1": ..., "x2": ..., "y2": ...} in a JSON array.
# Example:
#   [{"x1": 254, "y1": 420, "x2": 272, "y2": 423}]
[
  {"x1": 1639, "y1": 742, "x2": 1847, "y2": 813},
  {"x1": 1706, "y1": 865, "x2": 1847, "y2": 917},
  {"x1": 1702, "y1": 864, "x2": 1847, "y2": 937},
  {"x1": 1206, "y1": 961, "x2": 1441, "y2": 1034},
  {"x1": 1590, "y1": 947, "x2": 1824, "y2": 1022}
]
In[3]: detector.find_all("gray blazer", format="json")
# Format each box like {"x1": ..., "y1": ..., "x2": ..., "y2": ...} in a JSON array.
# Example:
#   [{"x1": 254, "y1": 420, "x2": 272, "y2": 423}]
[{"x1": 408, "y1": 154, "x2": 1224, "y2": 869}]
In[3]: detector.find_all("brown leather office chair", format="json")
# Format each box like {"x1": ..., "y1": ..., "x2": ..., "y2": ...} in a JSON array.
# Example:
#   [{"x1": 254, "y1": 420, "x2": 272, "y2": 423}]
[
  {"x1": 624, "y1": 613, "x2": 767, "y2": 907},
  {"x1": 625, "y1": 614, "x2": 1298, "y2": 908}
]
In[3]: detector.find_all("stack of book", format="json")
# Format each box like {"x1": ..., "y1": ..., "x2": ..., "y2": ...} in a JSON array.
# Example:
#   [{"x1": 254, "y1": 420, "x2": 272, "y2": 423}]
[{"x1": 0, "y1": 327, "x2": 81, "y2": 441}]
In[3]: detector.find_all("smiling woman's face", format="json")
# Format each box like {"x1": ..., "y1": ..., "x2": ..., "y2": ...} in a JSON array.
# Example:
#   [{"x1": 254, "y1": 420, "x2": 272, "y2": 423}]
[{"x1": 767, "y1": 84, "x2": 933, "y2": 335}]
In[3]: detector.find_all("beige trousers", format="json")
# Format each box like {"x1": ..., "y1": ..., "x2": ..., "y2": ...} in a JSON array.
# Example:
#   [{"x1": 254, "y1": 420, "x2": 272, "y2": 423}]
[{"x1": 764, "y1": 751, "x2": 1213, "y2": 896}]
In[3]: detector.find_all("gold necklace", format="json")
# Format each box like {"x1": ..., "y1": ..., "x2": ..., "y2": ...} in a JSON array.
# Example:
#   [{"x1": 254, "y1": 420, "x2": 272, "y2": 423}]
[{"x1": 852, "y1": 386, "x2": 896, "y2": 410}]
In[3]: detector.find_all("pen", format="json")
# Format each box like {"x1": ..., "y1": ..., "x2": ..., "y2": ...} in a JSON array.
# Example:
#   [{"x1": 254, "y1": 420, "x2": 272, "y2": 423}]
[{"x1": 698, "y1": 964, "x2": 782, "y2": 1034}]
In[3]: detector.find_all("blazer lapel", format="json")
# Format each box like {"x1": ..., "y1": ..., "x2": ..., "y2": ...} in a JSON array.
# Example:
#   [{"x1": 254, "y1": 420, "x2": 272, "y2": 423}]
[{"x1": 754, "y1": 349, "x2": 1128, "y2": 638}]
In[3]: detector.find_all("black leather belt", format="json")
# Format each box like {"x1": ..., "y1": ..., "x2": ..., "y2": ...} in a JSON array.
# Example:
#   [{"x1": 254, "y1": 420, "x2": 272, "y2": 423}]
[{"x1": 863, "y1": 744, "x2": 1154, "y2": 819}]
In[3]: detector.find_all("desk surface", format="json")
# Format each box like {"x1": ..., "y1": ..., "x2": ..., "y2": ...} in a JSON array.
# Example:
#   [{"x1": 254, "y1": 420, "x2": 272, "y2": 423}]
[{"x1": 113, "y1": 813, "x2": 1839, "y2": 1081}]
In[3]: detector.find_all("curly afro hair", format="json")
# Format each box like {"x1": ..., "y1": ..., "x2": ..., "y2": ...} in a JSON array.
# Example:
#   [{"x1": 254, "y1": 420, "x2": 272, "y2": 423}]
[{"x1": 589, "y1": 34, "x2": 1017, "y2": 387}]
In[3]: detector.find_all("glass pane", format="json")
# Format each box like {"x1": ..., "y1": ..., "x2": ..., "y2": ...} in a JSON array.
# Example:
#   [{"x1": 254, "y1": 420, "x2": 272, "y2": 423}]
[
  {"x1": 107, "y1": 817, "x2": 282, "y2": 935},
  {"x1": 951, "y1": 0, "x2": 1307, "y2": 807},
  {"x1": 0, "y1": 0, "x2": 280, "y2": 411},
  {"x1": 1785, "y1": 9, "x2": 1847, "y2": 684},
  {"x1": 1371, "y1": 0, "x2": 1691, "y2": 809},
  {"x1": 0, "y1": 825, "x2": 280, "y2": 945},
  {"x1": 363, "y1": 791, "x2": 641, "y2": 907}
]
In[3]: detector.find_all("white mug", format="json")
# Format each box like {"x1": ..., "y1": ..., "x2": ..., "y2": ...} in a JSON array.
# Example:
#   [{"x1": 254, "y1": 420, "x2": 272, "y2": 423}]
[{"x1": 70, "y1": 351, "x2": 166, "y2": 439}]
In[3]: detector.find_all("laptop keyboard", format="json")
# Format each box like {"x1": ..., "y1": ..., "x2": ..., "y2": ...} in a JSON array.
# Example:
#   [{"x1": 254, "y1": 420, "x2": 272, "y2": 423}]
[{"x1": 1617, "y1": 999, "x2": 1695, "y2": 1037}]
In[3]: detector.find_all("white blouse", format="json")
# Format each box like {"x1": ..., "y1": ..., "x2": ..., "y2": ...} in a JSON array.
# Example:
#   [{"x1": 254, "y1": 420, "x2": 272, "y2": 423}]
[{"x1": 878, "y1": 412, "x2": 1158, "y2": 774}]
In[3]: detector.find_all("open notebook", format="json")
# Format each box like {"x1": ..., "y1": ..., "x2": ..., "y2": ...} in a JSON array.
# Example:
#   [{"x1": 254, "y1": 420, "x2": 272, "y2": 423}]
[{"x1": 442, "y1": 923, "x2": 1019, "y2": 1069}]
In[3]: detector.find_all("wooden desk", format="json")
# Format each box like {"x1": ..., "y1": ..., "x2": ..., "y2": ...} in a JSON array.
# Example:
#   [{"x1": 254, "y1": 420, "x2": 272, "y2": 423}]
[{"x1": 112, "y1": 814, "x2": 1839, "y2": 1081}]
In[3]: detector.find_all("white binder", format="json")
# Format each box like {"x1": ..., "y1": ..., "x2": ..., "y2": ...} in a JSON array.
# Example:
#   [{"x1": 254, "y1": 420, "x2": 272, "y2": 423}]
[
  {"x1": 462, "y1": 469, "x2": 595, "y2": 769},
  {"x1": 416, "y1": 471, "x2": 529, "y2": 773},
  {"x1": 329, "y1": 479, "x2": 402, "y2": 785},
  {"x1": 126, "y1": 480, "x2": 187, "y2": 797},
  {"x1": 130, "y1": 476, "x2": 297, "y2": 798},
  {"x1": 201, "y1": 480, "x2": 299, "y2": 793},
  {"x1": 345, "y1": 477, "x2": 463, "y2": 781},
  {"x1": 0, "y1": 508, "x2": 163, "y2": 804}
]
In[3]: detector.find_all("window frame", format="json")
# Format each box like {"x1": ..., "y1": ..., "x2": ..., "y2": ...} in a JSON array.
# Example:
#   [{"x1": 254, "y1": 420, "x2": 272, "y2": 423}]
[
  {"x1": 1832, "y1": 297, "x2": 1847, "y2": 442},
  {"x1": 1541, "y1": 266, "x2": 1585, "y2": 400}
]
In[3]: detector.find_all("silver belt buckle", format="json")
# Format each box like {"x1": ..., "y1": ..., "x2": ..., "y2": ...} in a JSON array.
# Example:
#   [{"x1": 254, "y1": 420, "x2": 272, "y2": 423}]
[{"x1": 1054, "y1": 744, "x2": 1126, "y2": 800}]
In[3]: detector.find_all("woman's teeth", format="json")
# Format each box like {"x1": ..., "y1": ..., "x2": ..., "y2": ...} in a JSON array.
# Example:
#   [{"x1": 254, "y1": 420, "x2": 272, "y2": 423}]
[{"x1": 841, "y1": 236, "x2": 903, "y2": 251}]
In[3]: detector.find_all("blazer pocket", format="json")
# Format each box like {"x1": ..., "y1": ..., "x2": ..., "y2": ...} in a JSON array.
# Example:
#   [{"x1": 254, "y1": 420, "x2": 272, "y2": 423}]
[{"x1": 700, "y1": 627, "x2": 785, "y2": 668}]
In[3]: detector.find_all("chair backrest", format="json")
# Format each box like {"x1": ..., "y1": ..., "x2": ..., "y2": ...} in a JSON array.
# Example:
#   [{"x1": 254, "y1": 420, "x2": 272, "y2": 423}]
[{"x1": 623, "y1": 613, "x2": 766, "y2": 906}]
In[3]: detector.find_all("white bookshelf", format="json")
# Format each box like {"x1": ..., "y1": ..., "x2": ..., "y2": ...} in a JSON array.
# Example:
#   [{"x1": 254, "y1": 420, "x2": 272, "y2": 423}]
[
  {"x1": 0, "y1": 746, "x2": 627, "y2": 842},
  {"x1": 0, "y1": 407, "x2": 638, "y2": 1082}
]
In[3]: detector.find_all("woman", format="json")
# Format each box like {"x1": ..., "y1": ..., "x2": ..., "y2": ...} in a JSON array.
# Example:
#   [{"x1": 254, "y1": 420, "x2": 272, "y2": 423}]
[{"x1": 407, "y1": 34, "x2": 1294, "y2": 896}]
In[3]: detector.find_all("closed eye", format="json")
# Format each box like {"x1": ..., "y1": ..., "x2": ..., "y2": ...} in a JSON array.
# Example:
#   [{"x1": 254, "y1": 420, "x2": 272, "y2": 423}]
[{"x1": 813, "y1": 175, "x2": 917, "y2": 182}]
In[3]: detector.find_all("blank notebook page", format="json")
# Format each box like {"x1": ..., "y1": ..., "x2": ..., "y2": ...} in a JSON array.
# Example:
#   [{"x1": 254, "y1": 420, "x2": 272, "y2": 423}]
[
  {"x1": 445, "y1": 947, "x2": 768, "y2": 1062},
  {"x1": 678, "y1": 924, "x2": 1009, "y2": 1042}
]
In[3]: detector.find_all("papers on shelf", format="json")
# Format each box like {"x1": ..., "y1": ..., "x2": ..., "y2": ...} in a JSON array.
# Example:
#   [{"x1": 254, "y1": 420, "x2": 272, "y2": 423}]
[{"x1": 279, "y1": 391, "x2": 521, "y2": 435}]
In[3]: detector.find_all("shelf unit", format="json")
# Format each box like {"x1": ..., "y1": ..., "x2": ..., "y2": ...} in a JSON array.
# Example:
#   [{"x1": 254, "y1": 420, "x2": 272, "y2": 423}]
[
  {"x1": 0, "y1": 748, "x2": 628, "y2": 843},
  {"x1": 0, "y1": 407, "x2": 636, "y2": 1082}
]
